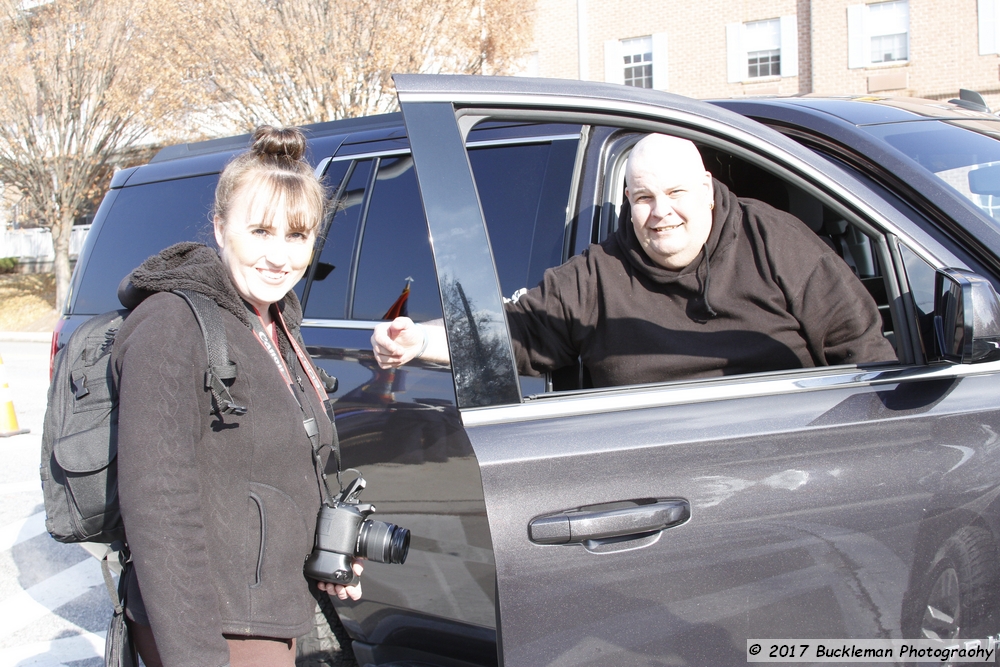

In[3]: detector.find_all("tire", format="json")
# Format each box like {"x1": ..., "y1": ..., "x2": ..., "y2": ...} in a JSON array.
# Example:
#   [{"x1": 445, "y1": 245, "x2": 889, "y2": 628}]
[
  {"x1": 296, "y1": 581, "x2": 358, "y2": 667},
  {"x1": 910, "y1": 526, "x2": 1000, "y2": 642}
]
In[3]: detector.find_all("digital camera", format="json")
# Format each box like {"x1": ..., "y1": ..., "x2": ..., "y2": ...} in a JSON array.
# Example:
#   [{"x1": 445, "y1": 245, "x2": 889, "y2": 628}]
[{"x1": 304, "y1": 474, "x2": 410, "y2": 585}]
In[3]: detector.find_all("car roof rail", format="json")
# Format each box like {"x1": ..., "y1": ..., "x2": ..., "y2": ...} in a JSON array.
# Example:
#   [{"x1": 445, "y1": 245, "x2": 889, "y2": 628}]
[{"x1": 150, "y1": 112, "x2": 404, "y2": 163}]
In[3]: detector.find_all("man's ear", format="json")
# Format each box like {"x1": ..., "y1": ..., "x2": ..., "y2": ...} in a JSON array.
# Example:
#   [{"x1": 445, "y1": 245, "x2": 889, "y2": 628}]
[{"x1": 704, "y1": 172, "x2": 714, "y2": 200}]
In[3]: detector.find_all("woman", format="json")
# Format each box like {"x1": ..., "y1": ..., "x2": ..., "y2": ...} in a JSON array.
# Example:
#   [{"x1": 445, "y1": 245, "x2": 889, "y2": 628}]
[{"x1": 112, "y1": 126, "x2": 360, "y2": 667}]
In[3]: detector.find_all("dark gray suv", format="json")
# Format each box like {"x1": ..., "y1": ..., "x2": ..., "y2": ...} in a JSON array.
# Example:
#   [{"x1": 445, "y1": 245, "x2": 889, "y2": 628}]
[{"x1": 64, "y1": 75, "x2": 1000, "y2": 666}]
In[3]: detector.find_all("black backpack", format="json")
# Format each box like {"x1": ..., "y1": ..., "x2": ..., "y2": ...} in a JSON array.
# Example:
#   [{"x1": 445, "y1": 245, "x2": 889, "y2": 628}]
[{"x1": 40, "y1": 289, "x2": 245, "y2": 545}]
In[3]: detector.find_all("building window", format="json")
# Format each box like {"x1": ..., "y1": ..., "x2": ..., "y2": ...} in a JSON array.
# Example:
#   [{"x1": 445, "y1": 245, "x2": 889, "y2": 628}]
[
  {"x1": 604, "y1": 34, "x2": 668, "y2": 90},
  {"x1": 869, "y1": 1, "x2": 908, "y2": 63},
  {"x1": 622, "y1": 36, "x2": 653, "y2": 88},
  {"x1": 848, "y1": 1, "x2": 909, "y2": 68},
  {"x1": 745, "y1": 19, "x2": 781, "y2": 78},
  {"x1": 727, "y1": 16, "x2": 797, "y2": 83},
  {"x1": 980, "y1": 0, "x2": 1000, "y2": 55}
]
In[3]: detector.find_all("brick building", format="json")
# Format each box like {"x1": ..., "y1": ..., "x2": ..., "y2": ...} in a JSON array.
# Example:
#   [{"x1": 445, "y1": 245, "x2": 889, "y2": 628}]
[{"x1": 529, "y1": 0, "x2": 1000, "y2": 108}]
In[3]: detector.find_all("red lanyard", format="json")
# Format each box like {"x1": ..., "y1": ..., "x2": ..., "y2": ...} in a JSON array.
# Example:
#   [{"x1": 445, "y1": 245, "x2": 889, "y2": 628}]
[
  {"x1": 246, "y1": 303, "x2": 340, "y2": 504},
  {"x1": 248, "y1": 305, "x2": 327, "y2": 407}
]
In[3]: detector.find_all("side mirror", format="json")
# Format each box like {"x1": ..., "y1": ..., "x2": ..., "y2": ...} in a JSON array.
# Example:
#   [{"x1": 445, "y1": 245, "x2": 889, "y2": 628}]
[
  {"x1": 967, "y1": 164, "x2": 1000, "y2": 197},
  {"x1": 934, "y1": 268, "x2": 1000, "y2": 363}
]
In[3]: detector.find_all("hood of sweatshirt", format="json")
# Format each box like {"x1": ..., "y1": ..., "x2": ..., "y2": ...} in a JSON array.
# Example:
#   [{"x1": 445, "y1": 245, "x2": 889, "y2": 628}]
[
  {"x1": 612, "y1": 178, "x2": 742, "y2": 320},
  {"x1": 117, "y1": 242, "x2": 303, "y2": 331}
]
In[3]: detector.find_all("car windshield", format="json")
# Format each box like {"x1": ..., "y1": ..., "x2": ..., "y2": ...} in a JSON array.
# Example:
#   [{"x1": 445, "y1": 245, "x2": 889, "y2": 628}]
[{"x1": 861, "y1": 119, "x2": 1000, "y2": 225}]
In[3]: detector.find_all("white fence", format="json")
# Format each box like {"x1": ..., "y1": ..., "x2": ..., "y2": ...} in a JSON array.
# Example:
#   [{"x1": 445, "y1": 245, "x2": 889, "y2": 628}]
[{"x1": 0, "y1": 226, "x2": 91, "y2": 262}]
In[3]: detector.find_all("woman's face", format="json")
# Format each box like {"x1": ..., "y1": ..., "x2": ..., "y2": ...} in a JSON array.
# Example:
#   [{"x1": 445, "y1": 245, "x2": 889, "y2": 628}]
[{"x1": 214, "y1": 185, "x2": 316, "y2": 313}]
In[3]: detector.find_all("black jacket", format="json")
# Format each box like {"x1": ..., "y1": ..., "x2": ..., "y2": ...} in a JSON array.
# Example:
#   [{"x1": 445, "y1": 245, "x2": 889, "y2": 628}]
[
  {"x1": 505, "y1": 180, "x2": 897, "y2": 387},
  {"x1": 112, "y1": 243, "x2": 335, "y2": 667}
]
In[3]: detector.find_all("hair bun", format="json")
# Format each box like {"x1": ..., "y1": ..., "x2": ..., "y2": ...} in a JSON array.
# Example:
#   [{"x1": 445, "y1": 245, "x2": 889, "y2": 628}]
[{"x1": 251, "y1": 125, "x2": 307, "y2": 162}]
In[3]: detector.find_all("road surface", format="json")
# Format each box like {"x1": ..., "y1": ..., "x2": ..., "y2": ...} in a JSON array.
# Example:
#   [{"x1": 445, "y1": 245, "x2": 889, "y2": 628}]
[{"x1": 0, "y1": 334, "x2": 109, "y2": 667}]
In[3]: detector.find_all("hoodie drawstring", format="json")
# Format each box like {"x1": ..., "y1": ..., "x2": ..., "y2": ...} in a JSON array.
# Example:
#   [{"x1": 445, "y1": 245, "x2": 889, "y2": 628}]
[{"x1": 700, "y1": 244, "x2": 718, "y2": 318}]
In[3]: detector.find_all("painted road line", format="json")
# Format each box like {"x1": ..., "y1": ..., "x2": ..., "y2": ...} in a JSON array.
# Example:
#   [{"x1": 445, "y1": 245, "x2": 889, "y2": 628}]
[
  {"x1": 0, "y1": 512, "x2": 46, "y2": 551},
  {"x1": 0, "y1": 630, "x2": 105, "y2": 666},
  {"x1": 0, "y1": 558, "x2": 104, "y2": 641}
]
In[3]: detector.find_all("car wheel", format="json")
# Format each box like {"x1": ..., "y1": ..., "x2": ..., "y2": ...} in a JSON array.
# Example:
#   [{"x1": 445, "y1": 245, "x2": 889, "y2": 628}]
[
  {"x1": 916, "y1": 526, "x2": 999, "y2": 642},
  {"x1": 296, "y1": 581, "x2": 358, "y2": 667}
]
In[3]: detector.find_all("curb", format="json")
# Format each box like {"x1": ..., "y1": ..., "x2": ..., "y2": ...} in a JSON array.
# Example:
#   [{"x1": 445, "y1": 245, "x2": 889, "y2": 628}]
[{"x1": 0, "y1": 332, "x2": 52, "y2": 343}]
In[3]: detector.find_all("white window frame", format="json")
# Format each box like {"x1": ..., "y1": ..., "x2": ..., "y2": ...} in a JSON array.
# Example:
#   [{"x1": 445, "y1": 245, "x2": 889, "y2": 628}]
[
  {"x1": 726, "y1": 16, "x2": 798, "y2": 83},
  {"x1": 980, "y1": 0, "x2": 1000, "y2": 55},
  {"x1": 604, "y1": 33, "x2": 668, "y2": 90},
  {"x1": 848, "y1": 1, "x2": 910, "y2": 68}
]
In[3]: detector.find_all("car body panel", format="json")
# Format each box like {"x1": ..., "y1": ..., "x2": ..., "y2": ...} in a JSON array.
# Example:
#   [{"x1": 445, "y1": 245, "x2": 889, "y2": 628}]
[{"x1": 469, "y1": 370, "x2": 1000, "y2": 665}]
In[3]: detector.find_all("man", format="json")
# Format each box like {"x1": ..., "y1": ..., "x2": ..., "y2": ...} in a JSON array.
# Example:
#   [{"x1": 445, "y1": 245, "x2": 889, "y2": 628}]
[{"x1": 371, "y1": 134, "x2": 897, "y2": 386}]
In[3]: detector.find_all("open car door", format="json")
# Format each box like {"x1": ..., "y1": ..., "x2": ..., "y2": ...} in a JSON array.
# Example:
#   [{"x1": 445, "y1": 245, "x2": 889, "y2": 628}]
[{"x1": 397, "y1": 74, "x2": 1000, "y2": 667}]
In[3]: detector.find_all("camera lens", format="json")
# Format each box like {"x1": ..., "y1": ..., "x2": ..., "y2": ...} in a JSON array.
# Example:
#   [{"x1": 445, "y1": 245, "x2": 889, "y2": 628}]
[{"x1": 357, "y1": 520, "x2": 410, "y2": 564}]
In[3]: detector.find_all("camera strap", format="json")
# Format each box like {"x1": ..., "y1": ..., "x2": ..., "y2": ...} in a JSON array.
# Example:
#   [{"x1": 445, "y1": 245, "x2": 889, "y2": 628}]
[{"x1": 245, "y1": 302, "x2": 341, "y2": 505}]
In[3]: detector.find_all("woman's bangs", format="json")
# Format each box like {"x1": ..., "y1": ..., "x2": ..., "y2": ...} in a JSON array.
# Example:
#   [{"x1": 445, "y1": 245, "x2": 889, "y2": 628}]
[
  {"x1": 247, "y1": 171, "x2": 323, "y2": 234},
  {"x1": 240, "y1": 171, "x2": 323, "y2": 234}
]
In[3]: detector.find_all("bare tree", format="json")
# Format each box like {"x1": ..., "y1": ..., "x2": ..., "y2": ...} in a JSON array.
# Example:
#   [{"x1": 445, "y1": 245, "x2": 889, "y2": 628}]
[
  {"x1": 0, "y1": 0, "x2": 533, "y2": 310},
  {"x1": 0, "y1": 0, "x2": 155, "y2": 310},
  {"x1": 147, "y1": 0, "x2": 534, "y2": 130}
]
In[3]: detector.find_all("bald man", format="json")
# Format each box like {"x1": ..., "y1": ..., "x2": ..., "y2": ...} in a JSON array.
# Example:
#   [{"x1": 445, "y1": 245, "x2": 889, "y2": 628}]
[{"x1": 372, "y1": 134, "x2": 897, "y2": 387}]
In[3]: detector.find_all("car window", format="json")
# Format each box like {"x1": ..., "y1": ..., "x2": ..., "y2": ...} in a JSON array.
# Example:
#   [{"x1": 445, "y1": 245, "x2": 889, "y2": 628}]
[
  {"x1": 468, "y1": 139, "x2": 578, "y2": 296},
  {"x1": 861, "y1": 120, "x2": 1000, "y2": 226},
  {"x1": 522, "y1": 129, "x2": 904, "y2": 393},
  {"x1": 73, "y1": 175, "x2": 218, "y2": 314},
  {"x1": 335, "y1": 139, "x2": 580, "y2": 323},
  {"x1": 303, "y1": 159, "x2": 373, "y2": 320},
  {"x1": 899, "y1": 243, "x2": 938, "y2": 360},
  {"x1": 352, "y1": 156, "x2": 443, "y2": 321}
]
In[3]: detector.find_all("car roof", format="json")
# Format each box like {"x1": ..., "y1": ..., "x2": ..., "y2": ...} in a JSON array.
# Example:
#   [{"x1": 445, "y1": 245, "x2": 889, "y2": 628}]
[
  {"x1": 712, "y1": 94, "x2": 1000, "y2": 126},
  {"x1": 112, "y1": 113, "x2": 406, "y2": 188},
  {"x1": 150, "y1": 112, "x2": 404, "y2": 163}
]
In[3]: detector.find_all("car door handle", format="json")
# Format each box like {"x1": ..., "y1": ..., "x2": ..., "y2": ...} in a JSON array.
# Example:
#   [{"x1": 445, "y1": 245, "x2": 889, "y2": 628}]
[{"x1": 529, "y1": 499, "x2": 690, "y2": 545}]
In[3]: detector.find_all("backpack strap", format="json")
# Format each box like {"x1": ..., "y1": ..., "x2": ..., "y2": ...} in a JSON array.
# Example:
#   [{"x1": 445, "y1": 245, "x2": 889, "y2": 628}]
[
  {"x1": 173, "y1": 290, "x2": 247, "y2": 416},
  {"x1": 102, "y1": 542, "x2": 139, "y2": 667}
]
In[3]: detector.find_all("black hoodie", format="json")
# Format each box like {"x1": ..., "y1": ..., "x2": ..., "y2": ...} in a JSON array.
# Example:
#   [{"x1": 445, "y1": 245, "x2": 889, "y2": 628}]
[
  {"x1": 112, "y1": 243, "x2": 334, "y2": 667},
  {"x1": 504, "y1": 180, "x2": 897, "y2": 388}
]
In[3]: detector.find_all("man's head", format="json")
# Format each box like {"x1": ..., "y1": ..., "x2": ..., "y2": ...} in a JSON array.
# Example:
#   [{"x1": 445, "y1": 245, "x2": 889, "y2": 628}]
[{"x1": 625, "y1": 134, "x2": 714, "y2": 270}]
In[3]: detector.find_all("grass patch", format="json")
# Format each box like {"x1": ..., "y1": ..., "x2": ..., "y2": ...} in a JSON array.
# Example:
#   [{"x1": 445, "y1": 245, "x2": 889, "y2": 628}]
[{"x1": 0, "y1": 273, "x2": 57, "y2": 331}]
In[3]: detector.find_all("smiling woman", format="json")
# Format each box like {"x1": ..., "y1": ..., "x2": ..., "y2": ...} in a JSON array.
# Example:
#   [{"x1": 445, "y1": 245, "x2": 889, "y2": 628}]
[
  {"x1": 111, "y1": 126, "x2": 362, "y2": 667},
  {"x1": 213, "y1": 130, "x2": 324, "y2": 327}
]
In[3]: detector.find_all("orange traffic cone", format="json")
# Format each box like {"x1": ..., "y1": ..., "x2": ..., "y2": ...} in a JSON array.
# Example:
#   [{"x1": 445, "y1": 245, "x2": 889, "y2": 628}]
[{"x1": 0, "y1": 353, "x2": 29, "y2": 438}]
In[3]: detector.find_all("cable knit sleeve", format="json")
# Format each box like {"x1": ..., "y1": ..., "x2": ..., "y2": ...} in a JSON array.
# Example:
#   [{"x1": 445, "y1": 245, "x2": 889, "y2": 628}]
[{"x1": 113, "y1": 293, "x2": 230, "y2": 667}]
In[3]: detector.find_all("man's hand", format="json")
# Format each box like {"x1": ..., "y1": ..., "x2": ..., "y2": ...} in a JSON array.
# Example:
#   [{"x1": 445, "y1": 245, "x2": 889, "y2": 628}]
[
  {"x1": 316, "y1": 560, "x2": 364, "y2": 601},
  {"x1": 371, "y1": 317, "x2": 424, "y2": 369}
]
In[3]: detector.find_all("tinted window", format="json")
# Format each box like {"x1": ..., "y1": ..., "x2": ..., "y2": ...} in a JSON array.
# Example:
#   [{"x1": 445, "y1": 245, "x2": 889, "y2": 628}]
[
  {"x1": 862, "y1": 120, "x2": 1000, "y2": 225},
  {"x1": 73, "y1": 175, "x2": 217, "y2": 314},
  {"x1": 900, "y1": 243, "x2": 937, "y2": 358},
  {"x1": 347, "y1": 139, "x2": 578, "y2": 323},
  {"x1": 353, "y1": 156, "x2": 442, "y2": 321},
  {"x1": 469, "y1": 138, "x2": 578, "y2": 297},
  {"x1": 303, "y1": 159, "x2": 373, "y2": 319}
]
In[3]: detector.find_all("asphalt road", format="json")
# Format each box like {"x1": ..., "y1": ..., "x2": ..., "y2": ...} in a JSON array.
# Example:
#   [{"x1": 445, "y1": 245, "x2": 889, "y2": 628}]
[{"x1": 0, "y1": 335, "x2": 109, "y2": 667}]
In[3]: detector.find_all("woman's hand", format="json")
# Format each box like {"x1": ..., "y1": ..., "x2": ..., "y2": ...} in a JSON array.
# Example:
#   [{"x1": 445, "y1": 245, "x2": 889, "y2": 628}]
[{"x1": 316, "y1": 560, "x2": 364, "y2": 601}]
